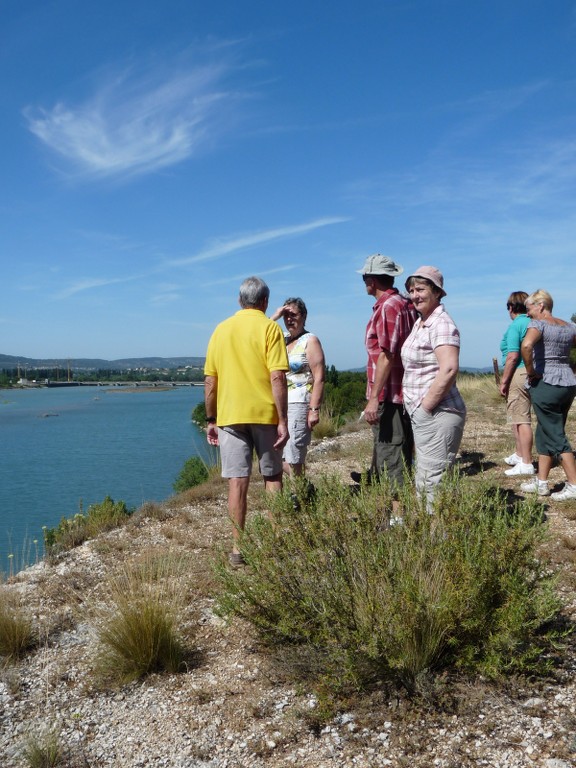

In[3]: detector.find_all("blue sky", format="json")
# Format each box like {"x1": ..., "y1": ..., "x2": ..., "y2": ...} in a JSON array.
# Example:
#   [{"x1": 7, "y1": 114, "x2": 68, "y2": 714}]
[{"x1": 2, "y1": 0, "x2": 576, "y2": 370}]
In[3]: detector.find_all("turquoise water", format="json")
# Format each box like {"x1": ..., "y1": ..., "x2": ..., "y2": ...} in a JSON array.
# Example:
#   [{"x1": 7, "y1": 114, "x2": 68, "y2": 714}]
[{"x1": 0, "y1": 385, "x2": 210, "y2": 573}]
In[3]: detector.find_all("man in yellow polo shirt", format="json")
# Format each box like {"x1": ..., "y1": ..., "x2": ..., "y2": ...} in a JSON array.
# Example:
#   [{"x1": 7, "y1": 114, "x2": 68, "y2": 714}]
[{"x1": 204, "y1": 276, "x2": 289, "y2": 565}]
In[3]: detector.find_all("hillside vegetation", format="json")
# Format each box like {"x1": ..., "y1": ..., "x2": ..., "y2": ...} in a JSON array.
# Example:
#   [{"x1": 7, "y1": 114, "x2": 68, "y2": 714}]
[{"x1": 1, "y1": 373, "x2": 576, "y2": 768}]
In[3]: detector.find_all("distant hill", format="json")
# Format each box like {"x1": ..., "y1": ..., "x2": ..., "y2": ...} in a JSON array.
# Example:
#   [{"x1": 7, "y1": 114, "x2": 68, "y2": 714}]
[
  {"x1": 461, "y1": 366, "x2": 493, "y2": 374},
  {"x1": 0, "y1": 354, "x2": 492, "y2": 374},
  {"x1": 344, "y1": 365, "x2": 493, "y2": 374},
  {"x1": 0, "y1": 354, "x2": 205, "y2": 371}
]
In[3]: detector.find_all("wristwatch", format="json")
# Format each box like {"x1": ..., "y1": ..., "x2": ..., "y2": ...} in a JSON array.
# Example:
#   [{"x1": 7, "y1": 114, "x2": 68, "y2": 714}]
[{"x1": 206, "y1": 416, "x2": 216, "y2": 424}]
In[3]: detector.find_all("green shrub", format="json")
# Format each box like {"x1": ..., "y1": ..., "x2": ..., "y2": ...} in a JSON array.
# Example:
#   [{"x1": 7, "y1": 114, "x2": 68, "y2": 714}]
[
  {"x1": 215, "y1": 473, "x2": 561, "y2": 694},
  {"x1": 191, "y1": 401, "x2": 206, "y2": 424},
  {"x1": 93, "y1": 555, "x2": 189, "y2": 686},
  {"x1": 173, "y1": 456, "x2": 210, "y2": 493},
  {"x1": 0, "y1": 595, "x2": 35, "y2": 661},
  {"x1": 323, "y1": 375, "x2": 367, "y2": 421},
  {"x1": 43, "y1": 496, "x2": 132, "y2": 557},
  {"x1": 311, "y1": 404, "x2": 342, "y2": 440}
]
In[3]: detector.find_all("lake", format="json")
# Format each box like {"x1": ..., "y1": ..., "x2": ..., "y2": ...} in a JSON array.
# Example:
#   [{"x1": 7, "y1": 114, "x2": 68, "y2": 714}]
[{"x1": 0, "y1": 385, "x2": 211, "y2": 574}]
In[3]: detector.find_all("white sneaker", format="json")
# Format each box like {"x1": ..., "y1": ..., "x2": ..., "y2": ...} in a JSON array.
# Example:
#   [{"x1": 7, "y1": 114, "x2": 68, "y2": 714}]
[
  {"x1": 504, "y1": 452, "x2": 522, "y2": 466},
  {"x1": 505, "y1": 462, "x2": 535, "y2": 477},
  {"x1": 551, "y1": 483, "x2": 576, "y2": 501},
  {"x1": 520, "y1": 479, "x2": 550, "y2": 496}
]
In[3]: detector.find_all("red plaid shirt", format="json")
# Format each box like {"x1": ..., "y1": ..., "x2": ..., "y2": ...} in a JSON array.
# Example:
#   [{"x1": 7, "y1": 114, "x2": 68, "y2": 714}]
[{"x1": 365, "y1": 288, "x2": 417, "y2": 404}]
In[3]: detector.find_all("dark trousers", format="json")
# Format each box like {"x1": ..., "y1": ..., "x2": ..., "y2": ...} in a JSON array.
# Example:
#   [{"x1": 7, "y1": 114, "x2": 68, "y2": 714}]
[
  {"x1": 529, "y1": 379, "x2": 576, "y2": 457},
  {"x1": 370, "y1": 401, "x2": 414, "y2": 487}
]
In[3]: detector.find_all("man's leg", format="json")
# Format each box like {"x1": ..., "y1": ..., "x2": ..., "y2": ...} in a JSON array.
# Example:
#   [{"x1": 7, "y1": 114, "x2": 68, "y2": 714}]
[
  {"x1": 372, "y1": 402, "x2": 413, "y2": 487},
  {"x1": 218, "y1": 426, "x2": 253, "y2": 555},
  {"x1": 253, "y1": 424, "x2": 284, "y2": 516},
  {"x1": 263, "y1": 473, "x2": 282, "y2": 494},
  {"x1": 228, "y1": 476, "x2": 250, "y2": 554}
]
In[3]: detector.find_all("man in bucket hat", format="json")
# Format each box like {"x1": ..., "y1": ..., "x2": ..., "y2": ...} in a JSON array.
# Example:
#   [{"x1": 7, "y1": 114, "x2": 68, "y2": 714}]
[{"x1": 352, "y1": 254, "x2": 417, "y2": 488}]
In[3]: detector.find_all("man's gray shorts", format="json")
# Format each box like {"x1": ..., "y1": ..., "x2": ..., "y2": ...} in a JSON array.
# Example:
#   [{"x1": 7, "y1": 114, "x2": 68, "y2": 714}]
[{"x1": 218, "y1": 424, "x2": 283, "y2": 478}]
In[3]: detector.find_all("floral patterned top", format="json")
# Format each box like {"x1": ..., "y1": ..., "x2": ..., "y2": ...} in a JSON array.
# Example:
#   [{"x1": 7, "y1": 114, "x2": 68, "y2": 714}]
[{"x1": 285, "y1": 332, "x2": 316, "y2": 404}]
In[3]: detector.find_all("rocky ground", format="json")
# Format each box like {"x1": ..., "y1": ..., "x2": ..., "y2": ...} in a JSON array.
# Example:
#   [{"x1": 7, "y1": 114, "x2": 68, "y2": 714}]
[{"x1": 2, "y1": 387, "x2": 576, "y2": 768}]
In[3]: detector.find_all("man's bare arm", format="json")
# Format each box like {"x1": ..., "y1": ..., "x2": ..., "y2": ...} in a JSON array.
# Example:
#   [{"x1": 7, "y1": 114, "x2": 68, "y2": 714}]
[
  {"x1": 364, "y1": 349, "x2": 393, "y2": 425},
  {"x1": 270, "y1": 370, "x2": 289, "y2": 450},
  {"x1": 204, "y1": 375, "x2": 219, "y2": 446}
]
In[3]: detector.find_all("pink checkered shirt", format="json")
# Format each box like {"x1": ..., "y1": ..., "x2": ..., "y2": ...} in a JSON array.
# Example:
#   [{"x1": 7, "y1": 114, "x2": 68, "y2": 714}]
[
  {"x1": 365, "y1": 288, "x2": 417, "y2": 404},
  {"x1": 400, "y1": 304, "x2": 466, "y2": 416}
]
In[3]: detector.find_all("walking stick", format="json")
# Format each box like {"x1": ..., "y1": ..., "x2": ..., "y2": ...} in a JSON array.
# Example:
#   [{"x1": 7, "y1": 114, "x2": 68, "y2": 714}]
[{"x1": 492, "y1": 358, "x2": 501, "y2": 387}]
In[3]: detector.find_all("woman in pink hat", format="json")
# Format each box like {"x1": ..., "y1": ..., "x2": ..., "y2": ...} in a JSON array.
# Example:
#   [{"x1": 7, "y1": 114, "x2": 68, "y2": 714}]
[{"x1": 400, "y1": 266, "x2": 466, "y2": 509}]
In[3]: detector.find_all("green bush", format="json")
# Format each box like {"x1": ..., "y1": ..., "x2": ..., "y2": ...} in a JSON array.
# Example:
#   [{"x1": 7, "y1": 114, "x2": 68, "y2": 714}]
[
  {"x1": 191, "y1": 401, "x2": 207, "y2": 424},
  {"x1": 311, "y1": 403, "x2": 342, "y2": 440},
  {"x1": 215, "y1": 473, "x2": 561, "y2": 694},
  {"x1": 323, "y1": 374, "x2": 367, "y2": 420},
  {"x1": 173, "y1": 456, "x2": 209, "y2": 493},
  {"x1": 43, "y1": 496, "x2": 132, "y2": 557}
]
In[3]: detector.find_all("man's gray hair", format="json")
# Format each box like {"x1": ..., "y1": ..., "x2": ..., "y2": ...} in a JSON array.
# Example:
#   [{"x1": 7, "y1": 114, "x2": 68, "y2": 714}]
[{"x1": 239, "y1": 276, "x2": 270, "y2": 308}]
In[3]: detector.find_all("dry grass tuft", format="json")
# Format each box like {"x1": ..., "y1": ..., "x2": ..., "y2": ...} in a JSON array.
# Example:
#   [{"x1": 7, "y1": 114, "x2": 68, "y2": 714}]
[
  {"x1": 170, "y1": 471, "x2": 228, "y2": 507},
  {"x1": 132, "y1": 501, "x2": 172, "y2": 522},
  {"x1": 91, "y1": 551, "x2": 195, "y2": 686},
  {"x1": 0, "y1": 592, "x2": 35, "y2": 662},
  {"x1": 457, "y1": 372, "x2": 501, "y2": 403},
  {"x1": 20, "y1": 728, "x2": 62, "y2": 768}
]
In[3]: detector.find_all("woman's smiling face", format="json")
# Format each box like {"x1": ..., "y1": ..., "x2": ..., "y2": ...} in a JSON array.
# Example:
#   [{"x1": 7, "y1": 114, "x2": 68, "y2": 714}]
[{"x1": 408, "y1": 279, "x2": 441, "y2": 320}]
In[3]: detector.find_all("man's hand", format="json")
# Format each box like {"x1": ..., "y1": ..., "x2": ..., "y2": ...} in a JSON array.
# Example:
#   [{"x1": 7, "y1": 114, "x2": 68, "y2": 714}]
[
  {"x1": 364, "y1": 396, "x2": 380, "y2": 425},
  {"x1": 206, "y1": 424, "x2": 219, "y2": 446},
  {"x1": 274, "y1": 420, "x2": 289, "y2": 450},
  {"x1": 499, "y1": 381, "x2": 509, "y2": 398}
]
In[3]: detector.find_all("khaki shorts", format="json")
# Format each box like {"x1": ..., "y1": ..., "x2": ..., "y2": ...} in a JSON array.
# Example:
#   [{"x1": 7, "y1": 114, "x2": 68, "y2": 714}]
[
  {"x1": 218, "y1": 424, "x2": 283, "y2": 478},
  {"x1": 506, "y1": 368, "x2": 531, "y2": 425}
]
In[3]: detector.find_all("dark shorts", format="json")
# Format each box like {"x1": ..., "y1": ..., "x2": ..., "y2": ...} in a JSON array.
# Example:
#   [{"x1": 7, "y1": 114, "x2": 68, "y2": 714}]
[
  {"x1": 529, "y1": 380, "x2": 576, "y2": 457},
  {"x1": 371, "y1": 401, "x2": 414, "y2": 487}
]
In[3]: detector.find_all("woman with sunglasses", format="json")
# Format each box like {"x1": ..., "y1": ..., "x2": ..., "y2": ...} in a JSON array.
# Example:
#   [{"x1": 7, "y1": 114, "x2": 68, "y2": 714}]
[
  {"x1": 271, "y1": 297, "x2": 325, "y2": 477},
  {"x1": 499, "y1": 291, "x2": 534, "y2": 476}
]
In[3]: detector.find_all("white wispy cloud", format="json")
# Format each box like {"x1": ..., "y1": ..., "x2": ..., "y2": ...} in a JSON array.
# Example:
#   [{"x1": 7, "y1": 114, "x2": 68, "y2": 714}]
[
  {"x1": 25, "y1": 52, "x2": 245, "y2": 179},
  {"x1": 149, "y1": 283, "x2": 182, "y2": 305},
  {"x1": 52, "y1": 217, "x2": 348, "y2": 299},
  {"x1": 53, "y1": 276, "x2": 139, "y2": 300},
  {"x1": 347, "y1": 132, "x2": 576, "y2": 236},
  {"x1": 150, "y1": 292, "x2": 182, "y2": 305},
  {"x1": 203, "y1": 265, "x2": 296, "y2": 287},
  {"x1": 431, "y1": 82, "x2": 548, "y2": 150},
  {"x1": 168, "y1": 217, "x2": 350, "y2": 266}
]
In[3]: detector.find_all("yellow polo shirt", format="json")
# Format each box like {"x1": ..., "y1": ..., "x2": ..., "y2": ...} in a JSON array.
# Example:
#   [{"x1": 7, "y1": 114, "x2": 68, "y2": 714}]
[{"x1": 204, "y1": 309, "x2": 289, "y2": 426}]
